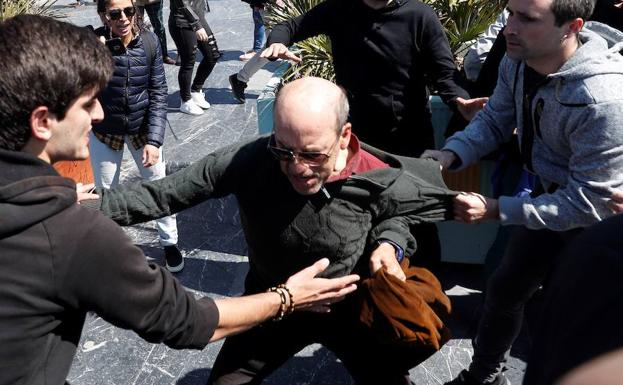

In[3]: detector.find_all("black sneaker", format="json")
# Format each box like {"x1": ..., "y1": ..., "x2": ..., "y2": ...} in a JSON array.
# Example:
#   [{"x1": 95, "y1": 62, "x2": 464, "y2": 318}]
[
  {"x1": 164, "y1": 245, "x2": 184, "y2": 273},
  {"x1": 229, "y1": 74, "x2": 247, "y2": 103},
  {"x1": 444, "y1": 370, "x2": 510, "y2": 385}
]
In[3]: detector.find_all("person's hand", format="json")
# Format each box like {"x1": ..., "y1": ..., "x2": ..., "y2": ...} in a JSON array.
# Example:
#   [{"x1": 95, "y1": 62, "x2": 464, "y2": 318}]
[
  {"x1": 420, "y1": 149, "x2": 457, "y2": 170},
  {"x1": 260, "y1": 43, "x2": 302, "y2": 63},
  {"x1": 453, "y1": 192, "x2": 499, "y2": 223},
  {"x1": 196, "y1": 28, "x2": 209, "y2": 42},
  {"x1": 369, "y1": 242, "x2": 405, "y2": 281},
  {"x1": 607, "y1": 190, "x2": 623, "y2": 214},
  {"x1": 455, "y1": 96, "x2": 488, "y2": 121},
  {"x1": 142, "y1": 144, "x2": 160, "y2": 167},
  {"x1": 76, "y1": 183, "x2": 99, "y2": 203},
  {"x1": 285, "y1": 258, "x2": 359, "y2": 313}
]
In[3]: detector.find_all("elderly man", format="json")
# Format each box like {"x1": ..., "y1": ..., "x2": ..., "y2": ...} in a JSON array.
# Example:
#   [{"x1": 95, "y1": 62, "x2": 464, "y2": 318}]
[
  {"x1": 422, "y1": 0, "x2": 623, "y2": 384},
  {"x1": 0, "y1": 15, "x2": 359, "y2": 385},
  {"x1": 87, "y1": 77, "x2": 456, "y2": 384}
]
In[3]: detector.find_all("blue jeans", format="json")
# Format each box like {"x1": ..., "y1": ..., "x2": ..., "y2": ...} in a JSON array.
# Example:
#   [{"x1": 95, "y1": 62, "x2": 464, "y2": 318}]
[
  {"x1": 252, "y1": 8, "x2": 265, "y2": 52},
  {"x1": 138, "y1": 0, "x2": 168, "y2": 57}
]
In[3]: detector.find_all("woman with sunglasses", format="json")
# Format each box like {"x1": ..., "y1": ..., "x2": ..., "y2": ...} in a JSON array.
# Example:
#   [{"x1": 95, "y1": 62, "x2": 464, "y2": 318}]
[
  {"x1": 92, "y1": 0, "x2": 185, "y2": 272},
  {"x1": 169, "y1": 0, "x2": 221, "y2": 115}
]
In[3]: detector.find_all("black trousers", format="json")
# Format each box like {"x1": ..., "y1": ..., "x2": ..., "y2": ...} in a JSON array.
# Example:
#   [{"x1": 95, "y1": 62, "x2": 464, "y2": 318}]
[
  {"x1": 206, "y1": 296, "x2": 428, "y2": 385},
  {"x1": 168, "y1": 22, "x2": 220, "y2": 101}
]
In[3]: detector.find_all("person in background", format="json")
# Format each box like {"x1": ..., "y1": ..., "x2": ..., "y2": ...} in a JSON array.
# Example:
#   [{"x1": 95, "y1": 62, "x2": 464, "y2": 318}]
[
  {"x1": 135, "y1": 0, "x2": 177, "y2": 64},
  {"x1": 168, "y1": 0, "x2": 221, "y2": 115},
  {"x1": 238, "y1": 0, "x2": 267, "y2": 61},
  {"x1": 93, "y1": 0, "x2": 184, "y2": 272}
]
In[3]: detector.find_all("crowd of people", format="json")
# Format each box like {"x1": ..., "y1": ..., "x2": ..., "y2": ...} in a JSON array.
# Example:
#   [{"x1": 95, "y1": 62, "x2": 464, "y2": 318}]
[{"x1": 1, "y1": 0, "x2": 623, "y2": 384}]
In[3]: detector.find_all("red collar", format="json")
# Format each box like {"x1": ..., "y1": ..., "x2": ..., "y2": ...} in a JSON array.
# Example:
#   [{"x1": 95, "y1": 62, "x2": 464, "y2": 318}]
[{"x1": 327, "y1": 135, "x2": 389, "y2": 183}]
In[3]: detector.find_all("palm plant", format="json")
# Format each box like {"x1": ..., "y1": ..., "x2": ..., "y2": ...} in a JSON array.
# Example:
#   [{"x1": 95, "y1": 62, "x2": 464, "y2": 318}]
[
  {"x1": 423, "y1": 0, "x2": 506, "y2": 57},
  {"x1": 265, "y1": 0, "x2": 506, "y2": 83},
  {"x1": 1, "y1": 0, "x2": 62, "y2": 22}
]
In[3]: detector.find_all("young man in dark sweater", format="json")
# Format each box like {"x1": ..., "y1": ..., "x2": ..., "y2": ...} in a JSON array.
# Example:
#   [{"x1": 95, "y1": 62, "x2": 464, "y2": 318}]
[{"x1": 0, "y1": 15, "x2": 359, "y2": 385}]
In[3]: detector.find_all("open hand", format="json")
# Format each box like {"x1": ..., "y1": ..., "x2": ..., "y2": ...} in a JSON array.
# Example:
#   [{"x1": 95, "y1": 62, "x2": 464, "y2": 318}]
[
  {"x1": 456, "y1": 97, "x2": 488, "y2": 121},
  {"x1": 260, "y1": 43, "x2": 302, "y2": 63},
  {"x1": 76, "y1": 183, "x2": 99, "y2": 203},
  {"x1": 285, "y1": 258, "x2": 359, "y2": 313}
]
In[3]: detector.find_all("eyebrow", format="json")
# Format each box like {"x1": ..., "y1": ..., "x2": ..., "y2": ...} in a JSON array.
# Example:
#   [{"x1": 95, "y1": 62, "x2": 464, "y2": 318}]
[{"x1": 506, "y1": 6, "x2": 539, "y2": 21}]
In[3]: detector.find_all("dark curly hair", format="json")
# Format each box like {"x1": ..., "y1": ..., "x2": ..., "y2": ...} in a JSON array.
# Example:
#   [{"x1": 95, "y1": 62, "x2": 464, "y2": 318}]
[{"x1": 0, "y1": 15, "x2": 113, "y2": 151}]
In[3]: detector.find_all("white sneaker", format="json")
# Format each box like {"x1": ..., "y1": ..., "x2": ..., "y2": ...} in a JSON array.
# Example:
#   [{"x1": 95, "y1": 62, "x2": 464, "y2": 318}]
[
  {"x1": 180, "y1": 99, "x2": 204, "y2": 116},
  {"x1": 190, "y1": 91, "x2": 211, "y2": 109}
]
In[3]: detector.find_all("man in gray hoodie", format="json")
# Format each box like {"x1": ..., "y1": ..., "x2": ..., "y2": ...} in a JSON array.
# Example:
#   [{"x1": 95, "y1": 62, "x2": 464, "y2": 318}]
[{"x1": 422, "y1": 0, "x2": 623, "y2": 384}]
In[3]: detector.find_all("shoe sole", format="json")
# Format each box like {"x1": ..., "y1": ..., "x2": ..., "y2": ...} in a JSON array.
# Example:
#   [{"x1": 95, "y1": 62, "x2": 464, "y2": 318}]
[
  {"x1": 166, "y1": 259, "x2": 184, "y2": 273},
  {"x1": 228, "y1": 76, "x2": 246, "y2": 104}
]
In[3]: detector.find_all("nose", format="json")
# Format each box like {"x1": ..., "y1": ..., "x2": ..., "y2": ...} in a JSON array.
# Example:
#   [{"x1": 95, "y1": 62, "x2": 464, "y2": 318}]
[
  {"x1": 287, "y1": 157, "x2": 309, "y2": 173},
  {"x1": 91, "y1": 99, "x2": 105, "y2": 124},
  {"x1": 504, "y1": 16, "x2": 517, "y2": 36}
]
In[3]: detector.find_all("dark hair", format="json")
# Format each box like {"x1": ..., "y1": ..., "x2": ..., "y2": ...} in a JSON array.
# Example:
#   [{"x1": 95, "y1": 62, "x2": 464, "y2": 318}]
[
  {"x1": 551, "y1": 0, "x2": 596, "y2": 26},
  {"x1": 0, "y1": 15, "x2": 113, "y2": 151}
]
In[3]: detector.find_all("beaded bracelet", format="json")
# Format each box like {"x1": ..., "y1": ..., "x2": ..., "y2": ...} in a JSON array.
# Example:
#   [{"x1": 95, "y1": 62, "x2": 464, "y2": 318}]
[{"x1": 267, "y1": 284, "x2": 295, "y2": 321}]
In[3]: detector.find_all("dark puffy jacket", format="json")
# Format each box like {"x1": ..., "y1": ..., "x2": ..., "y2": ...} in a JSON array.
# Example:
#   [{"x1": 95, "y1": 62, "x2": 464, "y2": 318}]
[{"x1": 93, "y1": 30, "x2": 168, "y2": 147}]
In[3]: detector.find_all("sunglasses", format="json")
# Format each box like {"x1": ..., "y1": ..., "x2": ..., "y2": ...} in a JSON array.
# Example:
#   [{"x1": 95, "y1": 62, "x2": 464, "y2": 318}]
[
  {"x1": 267, "y1": 134, "x2": 339, "y2": 166},
  {"x1": 106, "y1": 6, "x2": 136, "y2": 21}
]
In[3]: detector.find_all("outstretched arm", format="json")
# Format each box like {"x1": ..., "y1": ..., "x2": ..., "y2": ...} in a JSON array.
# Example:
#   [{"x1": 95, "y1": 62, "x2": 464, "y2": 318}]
[{"x1": 210, "y1": 258, "x2": 359, "y2": 341}]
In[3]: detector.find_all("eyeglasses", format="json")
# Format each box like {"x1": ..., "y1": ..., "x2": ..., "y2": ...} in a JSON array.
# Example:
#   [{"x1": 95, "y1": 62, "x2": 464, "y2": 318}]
[
  {"x1": 106, "y1": 6, "x2": 136, "y2": 21},
  {"x1": 267, "y1": 134, "x2": 340, "y2": 166}
]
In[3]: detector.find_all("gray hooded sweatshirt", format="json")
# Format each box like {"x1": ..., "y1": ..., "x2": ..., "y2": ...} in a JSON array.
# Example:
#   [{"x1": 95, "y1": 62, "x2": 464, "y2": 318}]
[{"x1": 444, "y1": 22, "x2": 623, "y2": 231}]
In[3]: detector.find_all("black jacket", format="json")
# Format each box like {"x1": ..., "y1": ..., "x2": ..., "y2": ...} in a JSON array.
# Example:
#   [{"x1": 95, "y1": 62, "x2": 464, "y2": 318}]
[
  {"x1": 0, "y1": 150, "x2": 218, "y2": 385},
  {"x1": 169, "y1": 0, "x2": 210, "y2": 31},
  {"x1": 267, "y1": 0, "x2": 469, "y2": 156},
  {"x1": 91, "y1": 137, "x2": 455, "y2": 290},
  {"x1": 93, "y1": 29, "x2": 168, "y2": 147}
]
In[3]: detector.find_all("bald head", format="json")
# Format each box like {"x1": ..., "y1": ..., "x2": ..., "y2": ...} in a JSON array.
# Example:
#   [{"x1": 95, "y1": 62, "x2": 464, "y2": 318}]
[{"x1": 274, "y1": 77, "x2": 349, "y2": 136}]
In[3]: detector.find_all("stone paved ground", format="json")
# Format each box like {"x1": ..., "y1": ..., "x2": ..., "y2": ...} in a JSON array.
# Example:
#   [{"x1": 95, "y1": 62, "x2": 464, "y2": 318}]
[{"x1": 51, "y1": 1, "x2": 530, "y2": 383}]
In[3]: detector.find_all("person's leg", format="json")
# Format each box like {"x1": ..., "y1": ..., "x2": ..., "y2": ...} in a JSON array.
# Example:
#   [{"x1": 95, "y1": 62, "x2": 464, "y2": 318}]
[
  {"x1": 318, "y1": 302, "x2": 422, "y2": 385},
  {"x1": 88, "y1": 132, "x2": 123, "y2": 189},
  {"x1": 466, "y1": 227, "x2": 579, "y2": 383},
  {"x1": 144, "y1": 1, "x2": 169, "y2": 58},
  {"x1": 229, "y1": 53, "x2": 269, "y2": 103},
  {"x1": 207, "y1": 313, "x2": 316, "y2": 385},
  {"x1": 168, "y1": 21, "x2": 196, "y2": 103},
  {"x1": 252, "y1": 8, "x2": 265, "y2": 52},
  {"x1": 190, "y1": 23, "x2": 219, "y2": 93},
  {"x1": 237, "y1": 53, "x2": 269, "y2": 84},
  {"x1": 126, "y1": 142, "x2": 178, "y2": 247}
]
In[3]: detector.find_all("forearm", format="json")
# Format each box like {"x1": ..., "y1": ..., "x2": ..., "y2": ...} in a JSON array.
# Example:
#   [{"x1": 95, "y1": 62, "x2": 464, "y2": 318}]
[{"x1": 210, "y1": 292, "x2": 281, "y2": 341}]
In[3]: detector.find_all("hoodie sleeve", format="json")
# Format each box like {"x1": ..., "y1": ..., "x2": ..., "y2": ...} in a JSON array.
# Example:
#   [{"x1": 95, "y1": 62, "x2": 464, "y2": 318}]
[
  {"x1": 499, "y1": 100, "x2": 623, "y2": 230},
  {"x1": 51, "y1": 206, "x2": 218, "y2": 349},
  {"x1": 266, "y1": 0, "x2": 336, "y2": 47},
  {"x1": 443, "y1": 57, "x2": 519, "y2": 169},
  {"x1": 419, "y1": 4, "x2": 470, "y2": 104}
]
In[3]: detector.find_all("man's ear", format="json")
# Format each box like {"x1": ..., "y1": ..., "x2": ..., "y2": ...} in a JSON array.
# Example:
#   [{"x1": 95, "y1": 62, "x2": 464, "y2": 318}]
[
  {"x1": 567, "y1": 17, "x2": 584, "y2": 35},
  {"x1": 339, "y1": 122, "x2": 352, "y2": 149},
  {"x1": 29, "y1": 106, "x2": 54, "y2": 142}
]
